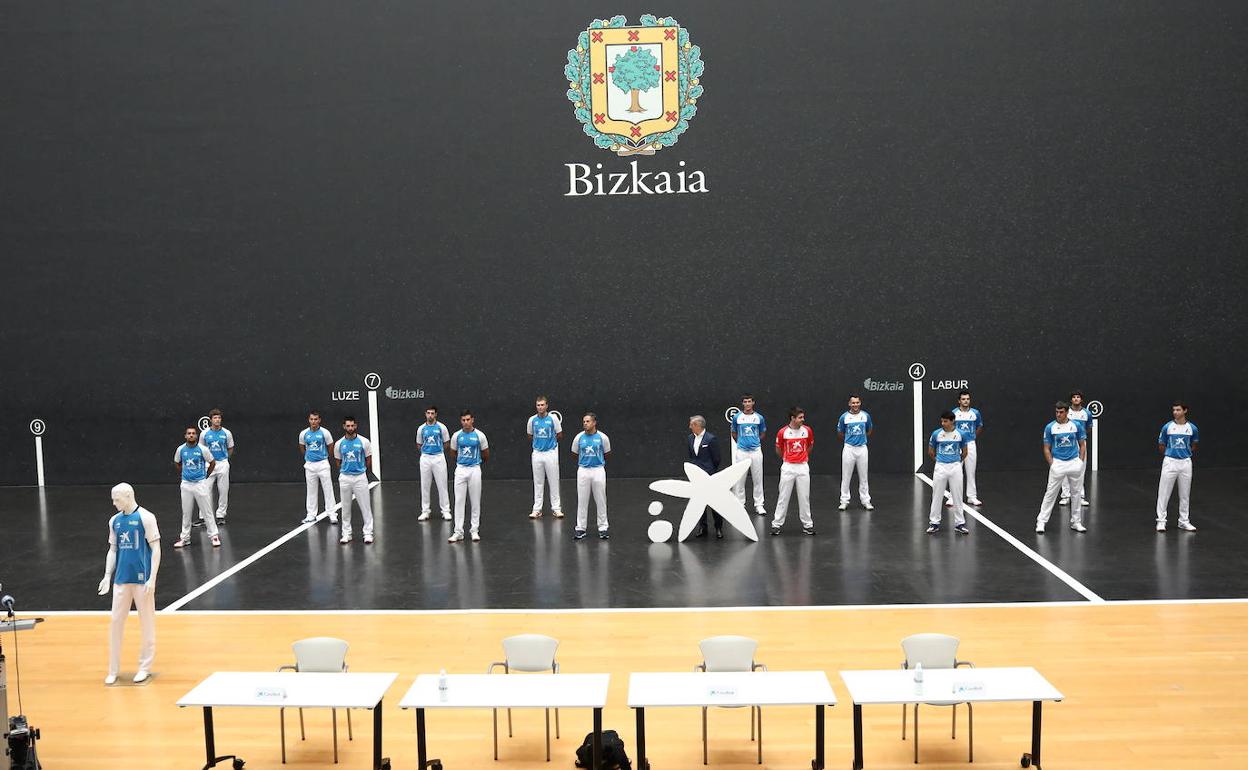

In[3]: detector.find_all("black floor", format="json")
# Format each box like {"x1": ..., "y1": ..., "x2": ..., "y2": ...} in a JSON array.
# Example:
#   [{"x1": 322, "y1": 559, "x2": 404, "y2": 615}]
[{"x1": 4, "y1": 469, "x2": 1246, "y2": 612}]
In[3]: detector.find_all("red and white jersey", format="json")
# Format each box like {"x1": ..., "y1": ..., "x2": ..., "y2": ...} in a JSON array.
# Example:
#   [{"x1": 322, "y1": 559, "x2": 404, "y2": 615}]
[{"x1": 776, "y1": 425, "x2": 813, "y2": 464}]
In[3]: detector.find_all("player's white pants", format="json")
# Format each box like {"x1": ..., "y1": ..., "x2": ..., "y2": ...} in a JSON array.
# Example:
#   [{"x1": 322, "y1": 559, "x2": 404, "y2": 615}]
[
  {"x1": 1038, "y1": 458, "x2": 1084, "y2": 526},
  {"x1": 732, "y1": 447, "x2": 766, "y2": 511},
  {"x1": 963, "y1": 441, "x2": 979, "y2": 501},
  {"x1": 180, "y1": 479, "x2": 218, "y2": 539},
  {"x1": 576, "y1": 466, "x2": 608, "y2": 531},
  {"x1": 339, "y1": 473, "x2": 373, "y2": 537},
  {"x1": 419, "y1": 453, "x2": 450, "y2": 515},
  {"x1": 929, "y1": 462, "x2": 966, "y2": 525},
  {"x1": 531, "y1": 449, "x2": 562, "y2": 513},
  {"x1": 454, "y1": 464, "x2": 482, "y2": 535},
  {"x1": 109, "y1": 582, "x2": 155, "y2": 677},
  {"x1": 840, "y1": 444, "x2": 871, "y2": 505},
  {"x1": 1156, "y1": 457, "x2": 1193, "y2": 525},
  {"x1": 773, "y1": 462, "x2": 812, "y2": 528},
  {"x1": 208, "y1": 460, "x2": 230, "y2": 518},
  {"x1": 304, "y1": 461, "x2": 335, "y2": 519},
  {"x1": 1060, "y1": 455, "x2": 1087, "y2": 499}
]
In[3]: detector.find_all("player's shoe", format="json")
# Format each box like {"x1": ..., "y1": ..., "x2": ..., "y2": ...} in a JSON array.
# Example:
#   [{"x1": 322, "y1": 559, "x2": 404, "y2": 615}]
[
  {"x1": 863, "y1": 502, "x2": 875, "y2": 511},
  {"x1": 769, "y1": 527, "x2": 780, "y2": 536},
  {"x1": 925, "y1": 523, "x2": 940, "y2": 534},
  {"x1": 573, "y1": 529, "x2": 587, "y2": 540},
  {"x1": 837, "y1": 502, "x2": 848, "y2": 511},
  {"x1": 471, "y1": 530, "x2": 481, "y2": 542},
  {"x1": 133, "y1": 671, "x2": 151, "y2": 683},
  {"x1": 1156, "y1": 522, "x2": 1167, "y2": 532},
  {"x1": 447, "y1": 532, "x2": 464, "y2": 543},
  {"x1": 339, "y1": 534, "x2": 352, "y2": 544},
  {"x1": 104, "y1": 674, "x2": 118, "y2": 685},
  {"x1": 211, "y1": 535, "x2": 221, "y2": 547},
  {"x1": 417, "y1": 512, "x2": 430, "y2": 521},
  {"x1": 1080, "y1": 499, "x2": 1090, "y2": 506},
  {"x1": 301, "y1": 515, "x2": 317, "y2": 524},
  {"x1": 598, "y1": 530, "x2": 610, "y2": 540},
  {"x1": 802, "y1": 526, "x2": 816, "y2": 536},
  {"x1": 529, "y1": 511, "x2": 542, "y2": 519},
  {"x1": 967, "y1": 498, "x2": 983, "y2": 506},
  {"x1": 1070, "y1": 523, "x2": 1087, "y2": 533},
  {"x1": 1035, "y1": 523, "x2": 1046, "y2": 534},
  {"x1": 552, "y1": 510, "x2": 565, "y2": 518},
  {"x1": 173, "y1": 538, "x2": 190, "y2": 548},
  {"x1": 1058, "y1": 497, "x2": 1070, "y2": 506},
  {"x1": 364, "y1": 534, "x2": 374, "y2": 544},
  {"x1": 954, "y1": 524, "x2": 970, "y2": 535},
  {"x1": 1178, "y1": 521, "x2": 1197, "y2": 531},
  {"x1": 441, "y1": 512, "x2": 452, "y2": 521}
]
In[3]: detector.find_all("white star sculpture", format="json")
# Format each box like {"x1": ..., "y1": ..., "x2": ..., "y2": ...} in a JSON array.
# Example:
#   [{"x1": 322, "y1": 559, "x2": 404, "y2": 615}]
[{"x1": 649, "y1": 460, "x2": 758, "y2": 542}]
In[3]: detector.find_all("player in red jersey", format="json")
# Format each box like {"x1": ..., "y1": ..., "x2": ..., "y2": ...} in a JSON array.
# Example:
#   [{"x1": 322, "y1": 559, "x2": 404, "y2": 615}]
[{"x1": 771, "y1": 406, "x2": 816, "y2": 536}]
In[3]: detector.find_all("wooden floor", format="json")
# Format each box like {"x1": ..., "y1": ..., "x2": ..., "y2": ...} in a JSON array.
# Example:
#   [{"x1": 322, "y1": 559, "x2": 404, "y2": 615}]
[{"x1": 14, "y1": 601, "x2": 1248, "y2": 769}]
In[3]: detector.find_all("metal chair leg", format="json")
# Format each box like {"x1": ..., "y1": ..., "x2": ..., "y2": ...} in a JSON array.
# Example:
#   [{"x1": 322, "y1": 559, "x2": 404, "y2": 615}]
[
  {"x1": 702, "y1": 706, "x2": 708, "y2": 764},
  {"x1": 280, "y1": 708, "x2": 287, "y2": 764},
  {"x1": 347, "y1": 709, "x2": 353, "y2": 740},
  {"x1": 508, "y1": 707, "x2": 513, "y2": 737},
  {"x1": 750, "y1": 705, "x2": 755, "y2": 741},
  {"x1": 968, "y1": 703, "x2": 974, "y2": 763},
  {"x1": 493, "y1": 708, "x2": 499, "y2": 760},
  {"x1": 299, "y1": 708, "x2": 306, "y2": 740},
  {"x1": 953, "y1": 703, "x2": 957, "y2": 739},
  {"x1": 555, "y1": 707, "x2": 560, "y2": 739},
  {"x1": 545, "y1": 708, "x2": 551, "y2": 761},
  {"x1": 757, "y1": 706, "x2": 763, "y2": 765},
  {"x1": 902, "y1": 703, "x2": 907, "y2": 739},
  {"x1": 333, "y1": 708, "x2": 339, "y2": 764},
  {"x1": 914, "y1": 704, "x2": 919, "y2": 764}
]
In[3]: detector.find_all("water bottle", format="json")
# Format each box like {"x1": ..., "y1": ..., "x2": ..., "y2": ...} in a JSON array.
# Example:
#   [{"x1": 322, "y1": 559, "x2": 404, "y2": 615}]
[
  {"x1": 438, "y1": 668, "x2": 448, "y2": 691},
  {"x1": 913, "y1": 662, "x2": 923, "y2": 684}
]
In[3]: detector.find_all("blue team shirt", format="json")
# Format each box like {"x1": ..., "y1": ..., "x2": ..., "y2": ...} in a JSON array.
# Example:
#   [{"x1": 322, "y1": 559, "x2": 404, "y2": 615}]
[
  {"x1": 417, "y1": 422, "x2": 449, "y2": 455},
  {"x1": 731, "y1": 412, "x2": 766, "y2": 451},
  {"x1": 1158, "y1": 421, "x2": 1198, "y2": 460},
  {"x1": 452, "y1": 429, "x2": 487, "y2": 466},
  {"x1": 929, "y1": 428, "x2": 966, "y2": 464},
  {"x1": 111, "y1": 509, "x2": 155, "y2": 584},
  {"x1": 200, "y1": 427, "x2": 232, "y2": 462},
  {"x1": 300, "y1": 427, "x2": 333, "y2": 463},
  {"x1": 337, "y1": 435, "x2": 370, "y2": 475},
  {"x1": 952, "y1": 407, "x2": 982, "y2": 443},
  {"x1": 574, "y1": 431, "x2": 611, "y2": 468},
  {"x1": 176, "y1": 443, "x2": 212, "y2": 482},
  {"x1": 837, "y1": 411, "x2": 873, "y2": 447},
  {"x1": 528, "y1": 414, "x2": 561, "y2": 452},
  {"x1": 1043, "y1": 420, "x2": 1085, "y2": 462}
]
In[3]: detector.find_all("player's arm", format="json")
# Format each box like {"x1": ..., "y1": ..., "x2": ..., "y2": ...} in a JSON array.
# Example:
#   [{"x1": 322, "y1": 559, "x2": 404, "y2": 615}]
[
  {"x1": 602, "y1": 434, "x2": 611, "y2": 459},
  {"x1": 481, "y1": 447, "x2": 491, "y2": 462},
  {"x1": 774, "y1": 434, "x2": 784, "y2": 461},
  {"x1": 961, "y1": 443, "x2": 968, "y2": 462},
  {"x1": 146, "y1": 541, "x2": 162, "y2": 591},
  {"x1": 1043, "y1": 441, "x2": 1054, "y2": 465},
  {"x1": 98, "y1": 543, "x2": 117, "y2": 595},
  {"x1": 227, "y1": 431, "x2": 235, "y2": 459},
  {"x1": 332, "y1": 439, "x2": 341, "y2": 472},
  {"x1": 1078, "y1": 438, "x2": 1087, "y2": 462},
  {"x1": 927, "y1": 432, "x2": 937, "y2": 461}
]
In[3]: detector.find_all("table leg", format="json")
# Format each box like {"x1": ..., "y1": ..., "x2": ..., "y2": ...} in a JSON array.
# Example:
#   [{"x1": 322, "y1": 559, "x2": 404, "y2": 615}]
[
  {"x1": 373, "y1": 700, "x2": 388, "y2": 770},
  {"x1": 852, "y1": 704, "x2": 864, "y2": 770},
  {"x1": 593, "y1": 707, "x2": 603, "y2": 769},
  {"x1": 416, "y1": 708, "x2": 428, "y2": 769},
  {"x1": 635, "y1": 707, "x2": 647, "y2": 770},
  {"x1": 200, "y1": 707, "x2": 240, "y2": 770},
  {"x1": 812, "y1": 704, "x2": 826, "y2": 769},
  {"x1": 1030, "y1": 700, "x2": 1042, "y2": 768}
]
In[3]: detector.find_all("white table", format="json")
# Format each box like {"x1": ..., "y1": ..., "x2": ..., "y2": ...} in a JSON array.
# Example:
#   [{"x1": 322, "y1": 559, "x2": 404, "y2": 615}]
[
  {"x1": 399, "y1": 673, "x2": 610, "y2": 770},
  {"x1": 627, "y1": 671, "x2": 838, "y2": 769},
  {"x1": 177, "y1": 671, "x2": 398, "y2": 770},
  {"x1": 840, "y1": 667, "x2": 1064, "y2": 769}
]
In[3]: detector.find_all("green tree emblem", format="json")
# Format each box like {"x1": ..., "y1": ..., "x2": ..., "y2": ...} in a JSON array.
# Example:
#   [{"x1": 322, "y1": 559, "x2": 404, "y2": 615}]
[{"x1": 611, "y1": 46, "x2": 660, "y2": 113}]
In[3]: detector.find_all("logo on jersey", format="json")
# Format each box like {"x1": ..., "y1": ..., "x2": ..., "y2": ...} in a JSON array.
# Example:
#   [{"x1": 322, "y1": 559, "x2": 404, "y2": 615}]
[
  {"x1": 1173, "y1": 437, "x2": 1186, "y2": 447},
  {"x1": 307, "y1": 440, "x2": 323, "y2": 452},
  {"x1": 1056, "y1": 435, "x2": 1073, "y2": 448},
  {"x1": 424, "y1": 433, "x2": 440, "y2": 446},
  {"x1": 118, "y1": 531, "x2": 132, "y2": 545},
  {"x1": 536, "y1": 426, "x2": 551, "y2": 438},
  {"x1": 939, "y1": 442, "x2": 959, "y2": 455},
  {"x1": 581, "y1": 442, "x2": 600, "y2": 458},
  {"x1": 740, "y1": 425, "x2": 756, "y2": 436},
  {"x1": 849, "y1": 425, "x2": 864, "y2": 436}
]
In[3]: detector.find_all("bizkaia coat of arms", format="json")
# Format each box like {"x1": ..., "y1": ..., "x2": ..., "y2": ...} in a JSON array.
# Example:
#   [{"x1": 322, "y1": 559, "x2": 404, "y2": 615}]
[{"x1": 565, "y1": 15, "x2": 704, "y2": 156}]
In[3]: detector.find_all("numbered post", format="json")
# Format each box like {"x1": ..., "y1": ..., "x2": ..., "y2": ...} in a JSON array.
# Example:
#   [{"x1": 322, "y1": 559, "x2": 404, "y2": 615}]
[
  {"x1": 198, "y1": 415, "x2": 210, "y2": 432},
  {"x1": 909, "y1": 363, "x2": 926, "y2": 472},
  {"x1": 1088, "y1": 400, "x2": 1104, "y2": 471},
  {"x1": 364, "y1": 372, "x2": 382, "y2": 480},
  {"x1": 724, "y1": 406, "x2": 740, "y2": 464},
  {"x1": 30, "y1": 419, "x2": 46, "y2": 487}
]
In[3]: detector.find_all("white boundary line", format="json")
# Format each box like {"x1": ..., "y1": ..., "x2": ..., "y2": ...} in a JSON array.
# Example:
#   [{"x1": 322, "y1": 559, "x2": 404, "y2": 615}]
[
  {"x1": 160, "y1": 480, "x2": 380, "y2": 613},
  {"x1": 916, "y1": 472, "x2": 1105, "y2": 603},
  {"x1": 26, "y1": 597, "x2": 1248, "y2": 618}
]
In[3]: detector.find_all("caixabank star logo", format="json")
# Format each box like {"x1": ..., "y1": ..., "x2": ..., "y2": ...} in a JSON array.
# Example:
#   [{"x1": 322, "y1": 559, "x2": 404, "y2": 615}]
[{"x1": 565, "y1": 14, "x2": 704, "y2": 156}]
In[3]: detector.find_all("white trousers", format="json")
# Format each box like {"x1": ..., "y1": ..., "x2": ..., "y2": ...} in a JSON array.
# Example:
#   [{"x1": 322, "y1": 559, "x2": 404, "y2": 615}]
[
  {"x1": 180, "y1": 479, "x2": 218, "y2": 539},
  {"x1": 576, "y1": 466, "x2": 608, "y2": 531},
  {"x1": 773, "y1": 462, "x2": 812, "y2": 528},
  {"x1": 419, "y1": 453, "x2": 450, "y2": 515},
  {"x1": 1156, "y1": 457, "x2": 1193, "y2": 525},
  {"x1": 304, "y1": 461, "x2": 335, "y2": 518},
  {"x1": 109, "y1": 583, "x2": 155, "y2": 677},
  {"x1": 963, "y1": 441, "x2": 978, "y2": 500},
  {"x1": 840, "y1": 444, "x2": 871, "y2": 505},
  {"x1": 1060, "y1": 455, "x2": 1086, "y2": 499},
  {"x1": 929, "y1": 462, "x2": 966, "y2": 525},
  {"x1": 1038, "y1": 458, "x2": 1084, "y2": 525},
  {"x1": 208, "y1": 460, "x2": 230, "y2": 517},
  {"x1": 732, "y1": 447, "x2": 766, "y2": 510},
  {"x1": 339, "y1": 474, "x2": 373, "y2": 537},
  {"x1": 454, "y1": 464, "x2": 483, "y2": 535},
  {"x1": 531, "y1": 449, "x2": 562, "y2": 513}
]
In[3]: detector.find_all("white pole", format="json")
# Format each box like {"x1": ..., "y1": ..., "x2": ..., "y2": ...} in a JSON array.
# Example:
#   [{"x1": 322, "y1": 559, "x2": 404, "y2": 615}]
[
  {"x1": 1091, "y1": 417, "x2": 1099, "y2": 471},
  {"x1": 368, "y1": 388, "x2": 382, "y2": 481},
  {"x1": 912, "y1": 381, "x2": 923, "y2": 472},
  {"x1": 35, "y1": 435, "x2": 45, "y2": 487}
]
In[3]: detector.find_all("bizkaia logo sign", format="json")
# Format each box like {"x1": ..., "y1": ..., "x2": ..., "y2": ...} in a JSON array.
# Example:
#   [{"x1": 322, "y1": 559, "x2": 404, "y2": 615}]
[{"x1": 564, "y1": 15, "x2": 708, "y2": 196}]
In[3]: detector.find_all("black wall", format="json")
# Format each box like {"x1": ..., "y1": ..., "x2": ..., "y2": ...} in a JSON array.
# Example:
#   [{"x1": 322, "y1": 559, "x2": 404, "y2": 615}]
[{"x1": 3, "y1": 1, "x2": 1245, "y2": 486}]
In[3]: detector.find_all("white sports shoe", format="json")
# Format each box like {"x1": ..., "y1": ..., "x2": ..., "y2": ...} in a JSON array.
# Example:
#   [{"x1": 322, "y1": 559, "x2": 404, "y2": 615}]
[
  {"x1": 528, "y1": 511, "x2": 542, "y2": 519},
  {"x1": 863, "y1": 502, "x2": 875, "y2": 511},
  {"x1": 968, "y1": 498, "x2": 983, "y2": 506},
  {"x1": 133, "y1": 671, "x2": 151, "y2": 684},
  {"x1": 1178, "y1": 521, "x2": 1197, "y2": 531},
  {"x1": 417, "y1": 512, "x2": 430, "y2": 521},
  {"x1": 837, "y1": 502, "x2": 848, "y2": 511},
  {"x1": 301, "y1": 515, "x2": 317, "y2": 524},
  {"x1": 1080, "y1": 499, "x2": 1090, "y2": 506},
  {"x1": 441, "y1": 512, "x2": 452, "y2": 521},
  {"x1": 1070, "y1": 523, "x2": 1087, "y2": 533},
  {"x1": 552, "y1": 510, "x2": 565, "y2": 518},
  {"x1": 329, "y1": 515, "x2": 339, "y2": 525},
  {"x1": 104, "y1": 674, "x2": 118, "y2": 685},
  {"x1": 363, "y1": 534, "x2": 374, "y2": 544},
  {"x1": 339, "y1": 534, "x2": 352, "y2": 544},
  {"x1": 471, "y1": 530, "x2": 481, "y2": 542},
  {"x1": 1035, "y1": 523, "x2": 1046, "y2": 534},
  {"x1": 448, "y1": 532, "x2": 464, "y2": 543},
  {"x1": 1156, "y1": 523, "x2": 1167, "y2": 532}
]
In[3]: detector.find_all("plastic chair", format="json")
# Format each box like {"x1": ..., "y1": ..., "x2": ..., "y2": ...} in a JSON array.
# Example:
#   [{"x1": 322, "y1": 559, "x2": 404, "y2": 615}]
[
  {"x1": 900, "y1": 633, "x2": 975, "y2": 764},
  {"x1": 487, "y1": 634, "x2": 560, "y2": 761},
  {"x1": 696, "y1": 636, "x2": 766, "y2": 765},
  {"x1": 277, "y1": 637, "x2": 353, "y2": 764}
]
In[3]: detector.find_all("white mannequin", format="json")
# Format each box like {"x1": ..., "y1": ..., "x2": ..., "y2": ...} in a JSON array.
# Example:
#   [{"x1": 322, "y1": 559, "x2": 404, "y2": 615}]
[{"x1": 98, "y1": 483, "x2": 161, "y2": 684}]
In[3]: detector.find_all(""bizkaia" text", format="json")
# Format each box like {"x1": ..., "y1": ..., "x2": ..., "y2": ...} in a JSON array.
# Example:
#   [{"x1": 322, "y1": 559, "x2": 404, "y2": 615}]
[{"x1": 565, "y1": 160, "x2": 708, "y2": 196}]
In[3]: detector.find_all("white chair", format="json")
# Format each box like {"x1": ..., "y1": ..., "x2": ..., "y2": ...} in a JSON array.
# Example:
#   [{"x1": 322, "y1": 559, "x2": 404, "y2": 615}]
[
  {"x1": 487, "y1": 634, "x2": 560, "y2": 761},
  {"x1": 696, "y1": 636, "x2": 766, "y2": 765},
  {"x1": 277, "y1": 637, "x2": 353, "y2": 764},
  {"x1": 900, "y1": 633, "x2": 975, "y2": 764}
]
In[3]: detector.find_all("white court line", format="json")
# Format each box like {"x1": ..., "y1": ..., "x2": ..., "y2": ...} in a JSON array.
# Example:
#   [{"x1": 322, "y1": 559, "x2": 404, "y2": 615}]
[
  {"x1": 160, "y1": 480, "x2": 380, "y2": 613},
  {"x1": 917, "y1": 472, "x2": 1105, "y2": 603}
]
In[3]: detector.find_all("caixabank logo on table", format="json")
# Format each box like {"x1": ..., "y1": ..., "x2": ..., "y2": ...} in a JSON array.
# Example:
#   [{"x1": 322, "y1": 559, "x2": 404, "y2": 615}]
[{"x1": 564, "y1": 15, "x2": 708, "y2": 196}]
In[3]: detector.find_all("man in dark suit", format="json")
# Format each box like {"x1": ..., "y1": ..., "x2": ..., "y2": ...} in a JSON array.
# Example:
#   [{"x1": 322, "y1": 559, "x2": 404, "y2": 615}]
[{"x1": 687, "y1": 415, "x2": 724, "y2": 538}]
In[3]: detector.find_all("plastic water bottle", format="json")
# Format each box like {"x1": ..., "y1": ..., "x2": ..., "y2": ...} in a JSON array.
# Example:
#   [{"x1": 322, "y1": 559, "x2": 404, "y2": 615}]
[
  {"x1": 913, "y1": 662, "x2": 924, "y2": 684},
  {"x1": 438, "y1": 668, "x2": 448, "y2": 691}
]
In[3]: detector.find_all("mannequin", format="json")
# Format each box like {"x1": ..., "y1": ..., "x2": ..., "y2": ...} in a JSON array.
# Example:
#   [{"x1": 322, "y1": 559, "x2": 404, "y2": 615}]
[{"x1": 97, "y1": 482, "x2": 161, "y2": 684}]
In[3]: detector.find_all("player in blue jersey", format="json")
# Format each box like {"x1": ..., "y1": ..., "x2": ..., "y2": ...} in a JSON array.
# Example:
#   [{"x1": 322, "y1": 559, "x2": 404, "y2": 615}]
[
  {"x1": 837, "y1": 394, "x2": 874, "y2": 511},
  {"x1": 199, "y1": 408, "x2": 235, "y2": 524},
  {"x1": 299, "y1": 411, "x2": 337, "y2": 524},
  {"x1": 449, "y1": 409, "x2": 490, "y2": 543},
  {"x1": 416, "y1": 406, "x2": 452, "y2": 521},
  {"x1": 1036, "y1": 401, "x2": 1087, "y2": 533},
  {"x1": 527, "y1": 395, "x2": 564, "y2": 519},
  {"x1": 952, "y1": 390, "x2": 984, "y2": 505},
  {"x1": 98, "y1": 483, "x2": 161, "y2": 684},
  {"x1": 926, "y1": 412, "x2": 969, "y2": 534},
  {"x1": 1156, "y1": 401, "x2": 1199, "y2": 532},
  {"x1": 174, "y1": 426, "x2": 219, "y2": 547},
  {"x1": 1061, "y1": 390, "x2": 1092, "y2": 507},
  {"x1": 572, "y1": 413, "x2": 612, "y2": 540},
  {"x1": 334, "y1": 416, "x2": 374, "y2": 544},
  {"x1": 731, "y1": 394, "x2": 768, "y2": 515}
]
